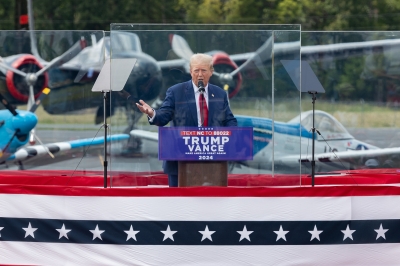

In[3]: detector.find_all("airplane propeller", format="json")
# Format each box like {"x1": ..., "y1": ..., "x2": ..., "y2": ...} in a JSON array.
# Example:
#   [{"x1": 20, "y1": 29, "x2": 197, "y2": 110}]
[
  {"x1": 0, "y1": 37, "x2": 86, "y2": 144},
  {"x1": 28, "y1": 87, "x2": 51, "y2": 113},
  {"x1": 0, "y1": 92, "x2": 20, "y2": 158},
  {"x1": 27, "y1": 0, "x2": 87, "y2": 144},
  {"x1": 0, "y1": 88, "x2": 53, "y2": 159},
  {"x1": 0, "y1": 93, "x2": 36, "y2": 156},
  {"x1": 170, "y1": 34, "x2": 273, "y2": 88},
  {"x1": 25, "y1": 87, "x2": 53, "y2": 158},
  {"x1": 0, "y1": 91, "x2": 18, "y2": 116},
  {"x1": 170, "y1": 34, "x2": 195, "y2": 61},
  {"x1": 1, "y1": 129, "x2": 20, "y2": 155}
]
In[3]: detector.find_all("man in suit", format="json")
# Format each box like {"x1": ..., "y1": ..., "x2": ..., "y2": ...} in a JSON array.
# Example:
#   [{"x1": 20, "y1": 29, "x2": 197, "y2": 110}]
[{"x1": 136, "y1": 53, "x2": 237, "y2": 187}]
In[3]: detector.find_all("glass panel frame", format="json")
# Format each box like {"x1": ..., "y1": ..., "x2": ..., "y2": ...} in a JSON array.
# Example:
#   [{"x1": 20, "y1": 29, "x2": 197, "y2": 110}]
[
  {"x1": 300, "y1": 31, "x2": 400, "y2": 175},
  {"x1": 0, "y1": 30, "x2": 107, "y2": 176},
  {"x1": 109, "y1": 24, "x2": 301, "y2": 187}
]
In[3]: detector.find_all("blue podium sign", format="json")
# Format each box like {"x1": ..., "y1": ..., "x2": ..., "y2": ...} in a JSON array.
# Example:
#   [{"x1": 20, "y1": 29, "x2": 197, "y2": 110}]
[{"x1": 159, "y1": 127, "x2": 253, "y2": 161}]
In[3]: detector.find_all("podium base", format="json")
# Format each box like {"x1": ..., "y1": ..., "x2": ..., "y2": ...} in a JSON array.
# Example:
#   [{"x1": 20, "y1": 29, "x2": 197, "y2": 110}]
[{"x1": 178, "y1": 161, "x2": 228, "y2": 187}]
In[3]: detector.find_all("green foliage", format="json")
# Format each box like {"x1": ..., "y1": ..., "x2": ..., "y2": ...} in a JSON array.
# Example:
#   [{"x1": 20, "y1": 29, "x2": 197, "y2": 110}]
[
  {"x1": 24, "y1": 0, "x2": 185, "y2": 30},
  {"x1": 0, "y1": 0, "x2": 15, "y2": 29},
  {"x1": 197, "y1": 0, "x2": 223, "y2": 23},
  {"x1": 0, "y1": 0, "x2": 400, "y2": 30},
  {"x1": 271, "y1": 0, "x2": 305, "y2": 25},
  {"x1": 1, "y1": 0, "x2": 400, "y2": 103},
  {"x1": 224, "y1": 0, "x2": 274, "y2": 23}
]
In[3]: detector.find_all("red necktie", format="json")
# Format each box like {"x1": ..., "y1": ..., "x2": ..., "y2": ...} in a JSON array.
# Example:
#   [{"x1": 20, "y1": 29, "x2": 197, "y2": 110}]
[{"x1": 199, "y1": 92, "x2": 208, "y2": 127}]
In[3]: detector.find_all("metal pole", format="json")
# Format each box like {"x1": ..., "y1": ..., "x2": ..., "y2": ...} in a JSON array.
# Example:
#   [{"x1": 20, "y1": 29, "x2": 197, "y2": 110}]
[
  {"x1": 26, "y1": 0, "x2": 39, "y2": 57},
  {"x1": 309, "y1": 91, "x2": 317, "y2": 187},
  {"x1": 103, "y1": 91, "x2": 108, "y2": 188}
]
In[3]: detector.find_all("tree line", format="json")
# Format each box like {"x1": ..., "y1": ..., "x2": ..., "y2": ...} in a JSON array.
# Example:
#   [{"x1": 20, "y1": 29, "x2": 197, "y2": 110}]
[
  {"x1": 1, "y1": 0, "x2": 400, "y2": 31},
  {"x1": 1, "y1": 0, "x2": 400, "y2": 103}
]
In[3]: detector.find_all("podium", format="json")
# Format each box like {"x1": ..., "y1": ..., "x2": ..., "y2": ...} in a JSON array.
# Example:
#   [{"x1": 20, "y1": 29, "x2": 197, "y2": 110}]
[
  {"x1": 178, "y1": 161, "x2": 228, "y2": 187},
  {"x1": 158, "y1": 127, "x2": 253, "y2": 187}
]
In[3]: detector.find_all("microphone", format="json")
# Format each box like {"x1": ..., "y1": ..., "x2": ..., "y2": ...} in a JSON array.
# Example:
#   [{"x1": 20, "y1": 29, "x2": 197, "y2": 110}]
[{"x1": 198, "y1": 80, "x2": 205, "y2": 93}]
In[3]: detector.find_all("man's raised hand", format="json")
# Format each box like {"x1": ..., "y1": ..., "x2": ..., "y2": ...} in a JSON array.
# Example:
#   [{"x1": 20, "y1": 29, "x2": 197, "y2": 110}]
[{"x1": 136, "y1": 100, "x2": 154, "y2": 117}]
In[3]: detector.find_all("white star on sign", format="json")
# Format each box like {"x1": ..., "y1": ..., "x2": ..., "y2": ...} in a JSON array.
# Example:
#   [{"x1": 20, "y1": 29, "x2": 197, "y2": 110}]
[
  {"x1": 341, "y1": 224, "x2": 356, "y2": 241},
  {"x1": 274, "y1": 225, "x2": 289, "y2": 241},
  {"x1": 90, "y1": 225, "x2": 105, "y2": 240},
  {"x1": 375, "y1": 223, "x2": 388, "y2": 240},
  {"x1": 56, "y1": 223, "x2": 71, "y2": 239},
  {"x1": 124, "y1": 225, "x2": 140, "y2": 241},
  {"x1": 161, "y1": 225, "x2": 177, "y2": 241},
  {"x1": 237, "y1": 225, "x2": 253, "y2": 242},
  {"x1": 308, "y1": 225, "x2": 323, "y2": 241},
  {"x1": 199, "y1": 225, "x2": 215, "y2": 242},
  {"x1": 0, "y1": 227, "x2": 3, "y2": 237},
  {"x1": 23, "y1": 222, "x2": 38, "y2": 239}
]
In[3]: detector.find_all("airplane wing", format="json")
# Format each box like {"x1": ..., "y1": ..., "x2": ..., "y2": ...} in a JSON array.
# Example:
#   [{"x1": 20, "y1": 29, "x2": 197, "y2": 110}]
[
  {"x1": 130, "y1": 129, "x2": 158, "y2": 142},
  {"x1": 158, "y1": 35, "x2": 400, "y2": 70},
  {"x1": 131, "y1": 127, "x2": 400, "y2": 171},
  {"x1": 5, "y1": 134, "x2": 129, "y2": 163},
  {"x1": 157, "y1": 58, "x2": 187, "y2": 70},
  {"x1": 277, "y1": 147, "x2": 400, "y2": 168}
]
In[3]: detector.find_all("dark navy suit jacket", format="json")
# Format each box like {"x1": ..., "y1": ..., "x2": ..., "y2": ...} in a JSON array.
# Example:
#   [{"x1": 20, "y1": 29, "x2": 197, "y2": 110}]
[{"x1": 150, "y1": 80, "x2": 237, "y2": 175}]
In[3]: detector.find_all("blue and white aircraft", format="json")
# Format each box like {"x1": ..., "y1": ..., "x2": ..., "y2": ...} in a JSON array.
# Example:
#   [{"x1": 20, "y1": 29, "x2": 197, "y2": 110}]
[
  {"x1": 0, "y1": 90, "x2": 129, "y2": 167},
  {"x1": 233, "y1": 111, "x2": 383, "y2": 172},
  {"x1": 130, "y1": 110, "x2": 400, "y2": 173}
]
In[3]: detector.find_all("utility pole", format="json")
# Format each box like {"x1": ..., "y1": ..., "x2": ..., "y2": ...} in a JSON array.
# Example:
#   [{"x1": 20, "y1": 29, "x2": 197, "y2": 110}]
[{"x1": 15, "y1": 0, "x2": 29, "y2": 30}]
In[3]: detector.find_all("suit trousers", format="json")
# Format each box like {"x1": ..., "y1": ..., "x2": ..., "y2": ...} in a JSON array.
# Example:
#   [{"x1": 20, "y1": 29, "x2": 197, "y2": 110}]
[{"x1": 168, "y1": 174, "x2": 178, "y2": 187}]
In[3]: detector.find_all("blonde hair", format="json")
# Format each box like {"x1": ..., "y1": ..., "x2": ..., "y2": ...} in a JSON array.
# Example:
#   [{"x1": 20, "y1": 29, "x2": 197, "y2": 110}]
[{"x1": 190, "y1": 53, "x2": 214, "y2": 71}]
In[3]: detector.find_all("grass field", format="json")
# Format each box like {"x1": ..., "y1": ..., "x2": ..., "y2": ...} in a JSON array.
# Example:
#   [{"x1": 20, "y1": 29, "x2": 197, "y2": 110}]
[{"x1": 230, "y1": 98, "x2": 400, "y2": 128}]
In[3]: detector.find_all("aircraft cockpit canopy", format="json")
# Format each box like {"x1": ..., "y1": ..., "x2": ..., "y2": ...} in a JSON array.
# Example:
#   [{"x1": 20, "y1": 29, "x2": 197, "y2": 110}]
[
  {"x1": 110, "y1": 31, "x2": 142, "y2": 54},
  {"x1": 289, "y1": 110, "x2": 353, "y2": 140}
]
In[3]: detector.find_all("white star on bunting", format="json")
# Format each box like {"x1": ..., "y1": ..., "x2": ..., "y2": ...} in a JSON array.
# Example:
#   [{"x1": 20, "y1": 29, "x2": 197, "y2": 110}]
[
  {"x1": 90, "y1": 225, "x2": 105, "y2": 240},
  {"x1": 374, "y1": 223, "x2": 388, "y2": 240},
  {"x1": 308, "y1": 225, "x2": 323, "y2": 241},
  {"x1": 56, "y1": 223, "x2": 71, "y2": 239},
  {"x1": 161, "y1": 225, "x2": 177, "y2": 241},
  {"x1": 274, "y1": 225, "x2": 289, "y2": 241},
  {"x1": 0, "y1": 227, "x2": 3, "y2": 237},
  {"x1": 199, "y1": 225, "x2": 215, "y2": 242},
  {"x1": 237, "y1": 225, "x2": 253, "y2": 242},
  {"x1": 124, "y1": 225, "x2": 140, "y2": 241},
  {"x1": 341, "y1": 224, "x2": 356, "y2": 241},
  {"x1": 23, "y1": 222, "x2": 38, "y2": 239}
]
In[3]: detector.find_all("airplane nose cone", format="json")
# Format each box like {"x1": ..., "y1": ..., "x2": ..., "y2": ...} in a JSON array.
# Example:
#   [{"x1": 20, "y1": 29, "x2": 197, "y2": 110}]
[{"x1": 12, "y1": 111, "x2": 38, "y2": 133}]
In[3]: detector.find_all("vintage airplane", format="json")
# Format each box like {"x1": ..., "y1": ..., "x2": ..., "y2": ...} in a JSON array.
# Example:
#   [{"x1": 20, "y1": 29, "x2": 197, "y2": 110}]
[
  {"x1": 39, "y1": 31, "x2": 273, "y2": 124},
  {"x1": 73, "y1": 31, "x2": 400, "y2": 158},
  {"x1": 129, "y1": 109, "x2": 400, "y2": 174},
  {"x1": 0, "y1": 90, "x2": 129, "y2": 169},
  {"x1": 4, "y1": 4, "x2": 400, "y2": 154},
  {"x1": 3, "y1": 18, "x2": 400, "y2": 128},
  {"x1": 0, "y1": 0, "x2": 295, "y2": 129}
]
